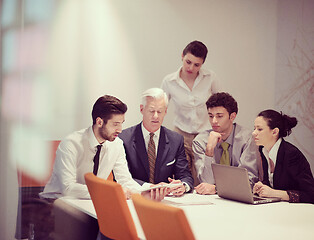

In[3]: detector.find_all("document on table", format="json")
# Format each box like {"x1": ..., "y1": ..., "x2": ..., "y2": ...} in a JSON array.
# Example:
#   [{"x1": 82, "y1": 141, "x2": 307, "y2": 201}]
[
  {"x1": 140, "y1": 183, "x2": 183, "y2": 192},
  {"x1": 162, "y1": 193, "x2": 213, "y2": 206}
]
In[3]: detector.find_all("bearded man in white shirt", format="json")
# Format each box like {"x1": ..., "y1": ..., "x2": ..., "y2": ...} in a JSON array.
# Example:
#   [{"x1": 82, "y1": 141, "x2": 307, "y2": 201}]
[{"x1": 40, "y1": 95, "x2": 166, "y2": 200}]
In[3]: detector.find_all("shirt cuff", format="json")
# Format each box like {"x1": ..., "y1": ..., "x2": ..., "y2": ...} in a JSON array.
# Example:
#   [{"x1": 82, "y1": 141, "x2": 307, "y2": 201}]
[
  {"x1": 142, "y1": 182, "x2": 151, "y2": 189},
  {"x1": 183, "y1": 182, "x2": 190, "y2": 193}
]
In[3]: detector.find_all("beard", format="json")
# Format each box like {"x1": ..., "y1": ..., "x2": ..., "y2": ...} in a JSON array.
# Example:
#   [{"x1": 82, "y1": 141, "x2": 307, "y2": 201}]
[{"x1": 99, "y1": 125, "x2": 117, "y2": 142}]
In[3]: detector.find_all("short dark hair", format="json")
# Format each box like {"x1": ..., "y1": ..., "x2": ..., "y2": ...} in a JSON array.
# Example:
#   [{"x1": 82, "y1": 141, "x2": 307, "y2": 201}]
[
  {"x1": 182, "y1": 40, "x2": 208, "y2": 63},
  {"x1": 92, "y1": 95, "x2": 127, "y2": 125},
  {"x1": 206, "y1": 92, "x2": 238, "y2": 115},
  {"x1": 257, "y1": 109, "x2": 297, "y2": 138}
]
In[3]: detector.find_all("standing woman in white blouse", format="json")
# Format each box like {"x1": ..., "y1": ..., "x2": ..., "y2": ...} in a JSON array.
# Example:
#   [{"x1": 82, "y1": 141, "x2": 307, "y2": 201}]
[
  {"x1": 252, "y1": 109, "x2": 314, "y2": 203},
  {"x1": 161, "y1": 41, "x2": 221, "y2": 185}
]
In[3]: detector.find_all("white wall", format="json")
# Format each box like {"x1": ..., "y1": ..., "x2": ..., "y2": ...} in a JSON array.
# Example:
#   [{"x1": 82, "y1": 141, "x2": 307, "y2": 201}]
[
  {"x1": 46, "y1": 0, "x2": 278, "y2": 140},
  {"x1": 275, "y1": 0, "x2": 314, "y2": 171}
]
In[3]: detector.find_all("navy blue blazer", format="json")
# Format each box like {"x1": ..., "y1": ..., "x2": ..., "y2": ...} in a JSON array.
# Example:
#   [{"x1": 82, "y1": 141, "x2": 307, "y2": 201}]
[
  {"x1": 260, "y1": 139, "x2": 314, "y2": 203},
  {"x1": 119, "y1": 123, "x2": 194, "y2": 190}
]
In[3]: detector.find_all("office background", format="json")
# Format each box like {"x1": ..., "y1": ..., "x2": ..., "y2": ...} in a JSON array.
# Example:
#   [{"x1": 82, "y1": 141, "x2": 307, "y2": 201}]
[{"x1": 1, "y1": 0, "x2": 313, "y2": 239}]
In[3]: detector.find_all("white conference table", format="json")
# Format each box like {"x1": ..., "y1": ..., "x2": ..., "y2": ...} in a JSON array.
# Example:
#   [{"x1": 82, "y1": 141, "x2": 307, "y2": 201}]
[{"x1": 60, "y1": 193, "x2": 314, "y2": 240}]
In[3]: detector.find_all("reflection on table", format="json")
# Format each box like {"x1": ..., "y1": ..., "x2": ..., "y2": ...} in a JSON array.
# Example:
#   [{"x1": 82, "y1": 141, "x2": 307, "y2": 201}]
[{"x1": 59, "y1": 193, "x2": 314, "y2": 240}]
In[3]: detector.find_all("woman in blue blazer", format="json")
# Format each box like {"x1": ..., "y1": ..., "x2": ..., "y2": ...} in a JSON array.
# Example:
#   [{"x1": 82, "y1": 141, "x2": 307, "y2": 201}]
[{"x1": 252, "y1": 109, "x2": 314, "y2": 203}]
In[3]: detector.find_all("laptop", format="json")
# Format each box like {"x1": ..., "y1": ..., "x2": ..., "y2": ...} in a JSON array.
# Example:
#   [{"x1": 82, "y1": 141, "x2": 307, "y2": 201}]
[{"x1": 212, "y1": 163, "x2": 281, "y2": 204}]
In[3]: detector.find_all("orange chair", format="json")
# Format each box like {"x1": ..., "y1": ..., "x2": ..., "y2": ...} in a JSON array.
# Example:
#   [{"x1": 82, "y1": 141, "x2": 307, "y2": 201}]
[
  {"x1": 107, "y1": 171, "x2": 114, "y2": 181},
  {"x1": 17, "y1": 140, "x2": 61, "y2": 187},
  {"x1": 53, "y1": 168, "x2": 114, "y2": 240},
  {"x1": 84, "y1": 172, "x2": 138, "y2": 240},
  {"x1": 132, "y1": 194, "x2": 196, "y2": 240},
  {"x1": 16, "y1": 140, "x2": 114, "y2": 187}
]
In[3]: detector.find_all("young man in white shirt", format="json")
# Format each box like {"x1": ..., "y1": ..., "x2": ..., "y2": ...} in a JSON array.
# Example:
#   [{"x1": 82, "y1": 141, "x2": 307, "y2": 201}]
[{"x1": 40, "y1": 95, "x2": 166, "y2": 200}]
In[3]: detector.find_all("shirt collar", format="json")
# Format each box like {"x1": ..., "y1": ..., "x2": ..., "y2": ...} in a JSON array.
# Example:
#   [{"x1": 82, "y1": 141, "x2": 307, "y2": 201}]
[
  {"x1": 141, "y1": 122, "x2": 161, "y2": 139},
  {"x1": 268, "y1": 138, "x2": 282, "y2": 164},
  {"x1": 172, "y1": 66, "x2": 182, "y2": 81},
  {"x1": 169, "y1": 67, "x2": 209, "y2": 82},
  {"x1": 88, "y1": 126, "x2": 104, "y2": 149},
  {"x1": 218, "y1": 123, "x2": 235, "y2": 148}
]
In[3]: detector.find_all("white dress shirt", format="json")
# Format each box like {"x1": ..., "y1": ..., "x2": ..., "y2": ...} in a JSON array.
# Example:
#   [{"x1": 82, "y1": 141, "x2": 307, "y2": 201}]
[
  {"x1": 40, "y1": 126, "x2": 142, "y2": 199},
  {"x1": 161, "y1": 67, "x2": 220, "y2": 134},
  {"x1": 262, "y1": 138, "x2": 282, "y2": 187},
  {"x1": 141, "y1": 123, "x2": 160, "y2": 156},
  {"x1": 140, "y1": 123, "x2": 190, "y2": 192}
]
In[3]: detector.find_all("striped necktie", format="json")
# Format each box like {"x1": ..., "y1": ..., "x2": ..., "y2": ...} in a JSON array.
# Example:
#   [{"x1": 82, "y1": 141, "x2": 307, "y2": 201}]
[{"x1": 148, "y1": 133, "x2": 156, "y2": 183}]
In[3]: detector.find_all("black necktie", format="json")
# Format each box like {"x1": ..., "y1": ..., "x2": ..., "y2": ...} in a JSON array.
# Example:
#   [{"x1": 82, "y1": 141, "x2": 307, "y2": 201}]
[{"x1": 93, "y1": 145, "x2": 102, "y2": 175}]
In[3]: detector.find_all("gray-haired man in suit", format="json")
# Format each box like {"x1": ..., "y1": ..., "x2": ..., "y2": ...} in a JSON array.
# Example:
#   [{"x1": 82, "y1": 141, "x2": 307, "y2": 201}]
[{"x1": 119, "y1": 88, "x2": 193, "y2": 196}]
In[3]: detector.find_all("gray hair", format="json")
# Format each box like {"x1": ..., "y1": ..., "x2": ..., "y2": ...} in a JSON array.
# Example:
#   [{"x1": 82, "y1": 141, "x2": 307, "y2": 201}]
[{"x1": 141, "y1": 88, "x2": 168, "y2": 107}]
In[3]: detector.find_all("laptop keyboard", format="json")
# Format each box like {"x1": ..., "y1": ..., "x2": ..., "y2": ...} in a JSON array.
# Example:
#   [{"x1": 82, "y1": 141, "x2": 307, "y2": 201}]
[
  {"x1": 253, "y1": 196, "x2": 273, "y2": 203},
  {"x1": 253, "y1": 196, "x2": 263, "y2": 201}
]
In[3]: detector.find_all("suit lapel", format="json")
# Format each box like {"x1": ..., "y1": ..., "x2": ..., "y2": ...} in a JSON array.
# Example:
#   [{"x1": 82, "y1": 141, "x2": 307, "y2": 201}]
[
  {"x1": 134, "y1": 124, "x2": 150, "y2": 178},
  {"x1": 155, "y1": 127, "x2": 170, "y2": 177},
  {"x1": 259, "y1": 146, "x2": 270, "y2": 186},
  {"x1": 273, "y1": 140, "x2": 285, "y2": 189}
]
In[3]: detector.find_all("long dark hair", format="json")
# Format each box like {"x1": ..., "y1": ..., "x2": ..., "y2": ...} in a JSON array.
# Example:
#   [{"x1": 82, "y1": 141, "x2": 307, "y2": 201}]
[{"x1": 258, "y1": 109, "x2": 297, "y2": 138}]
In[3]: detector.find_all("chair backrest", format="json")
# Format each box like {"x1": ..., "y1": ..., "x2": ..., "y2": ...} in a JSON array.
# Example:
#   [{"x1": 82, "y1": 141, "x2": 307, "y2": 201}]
[
  {"x1": 132, "y1": 194, "x2": 195, "y2": 240},
  {"x1": 17, "y1": 141, "x2": 113, "y2": 187},
  {"x1": 84, "y1": 172, "x2": 138, "y2": 240},
  {"x1": 17, "y1": 140, "x2": 61, "y2": 187}
]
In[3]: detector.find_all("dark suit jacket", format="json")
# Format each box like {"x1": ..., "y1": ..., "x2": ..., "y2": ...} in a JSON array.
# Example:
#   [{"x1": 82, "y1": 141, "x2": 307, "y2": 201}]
[
  {"x1": 260, "y1": 139, "x2": 314, "y2": 203},
  {"x1": 119, "y1": 123, "x2": 194, "y2": 190}
]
